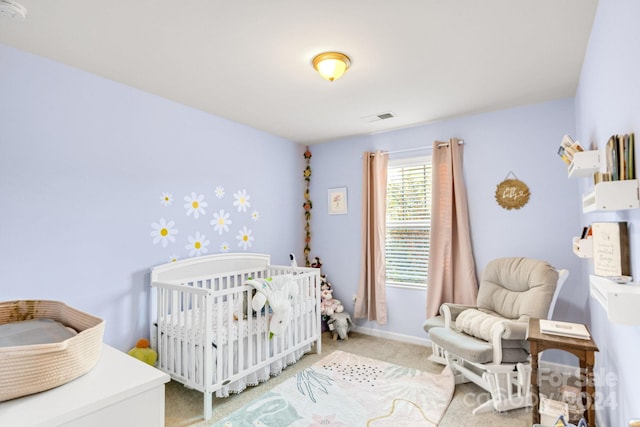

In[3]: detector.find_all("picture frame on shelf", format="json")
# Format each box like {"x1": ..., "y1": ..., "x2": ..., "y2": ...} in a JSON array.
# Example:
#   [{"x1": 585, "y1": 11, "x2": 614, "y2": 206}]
[
  {"x1": 592, "y1": 221, "x2": 631, "y2": 279},
  {"x1": 328, "y1": 187, "x2": 348, "y2": 215}
]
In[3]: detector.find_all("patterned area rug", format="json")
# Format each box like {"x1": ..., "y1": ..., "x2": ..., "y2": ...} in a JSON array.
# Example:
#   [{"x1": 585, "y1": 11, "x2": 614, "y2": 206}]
[{"x1": 213, "y1": 350, "x2": 454, "y2": 426}]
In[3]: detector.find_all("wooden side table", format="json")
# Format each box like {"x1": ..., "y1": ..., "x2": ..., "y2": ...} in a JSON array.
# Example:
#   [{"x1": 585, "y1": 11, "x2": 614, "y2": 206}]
[{"x1": 527, "y1": 318, "x2": 599, "y2": 427}]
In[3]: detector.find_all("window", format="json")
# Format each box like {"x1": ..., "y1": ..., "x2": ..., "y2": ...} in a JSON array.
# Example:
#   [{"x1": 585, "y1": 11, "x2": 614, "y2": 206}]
[{"x1": 385, "y1": 156, "x2": 432, "y2": 288}]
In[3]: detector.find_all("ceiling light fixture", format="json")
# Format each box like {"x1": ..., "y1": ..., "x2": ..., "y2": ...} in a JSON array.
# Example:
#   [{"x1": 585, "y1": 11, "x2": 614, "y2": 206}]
[
  {"x1": 312, "y1": 52, "x2": 351, "y2": 82},
  {"x1": 0, "y1": 0, "x2": 27, "y2": 21}
]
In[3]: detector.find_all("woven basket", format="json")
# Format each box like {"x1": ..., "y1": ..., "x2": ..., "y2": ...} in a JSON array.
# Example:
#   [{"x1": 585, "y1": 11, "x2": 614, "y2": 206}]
[{"x1": 0, "y1": 300, "x2": 105, "y2": 402}]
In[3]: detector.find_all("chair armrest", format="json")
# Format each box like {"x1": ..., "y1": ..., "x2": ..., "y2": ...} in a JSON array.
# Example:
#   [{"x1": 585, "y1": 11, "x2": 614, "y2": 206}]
[
  {"x1": 501, "y1": 319, "x2": 528, "y2": 340},
  {"x1": 488, "y1": 319, "x2": 528, "y2": 364},
  {"x1": 440, "y1": 303, "x2": 477, "y2": 327}
]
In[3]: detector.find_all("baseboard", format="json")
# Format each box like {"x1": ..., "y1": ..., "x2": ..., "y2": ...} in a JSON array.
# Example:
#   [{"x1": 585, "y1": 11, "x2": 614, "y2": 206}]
[{"x1": 351, "y1": 325, "x2": 431, "y2": 347}]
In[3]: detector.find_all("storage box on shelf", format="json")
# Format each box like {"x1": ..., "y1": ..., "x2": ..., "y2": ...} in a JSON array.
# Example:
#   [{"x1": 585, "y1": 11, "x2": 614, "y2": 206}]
[
  {"x1": 582, "y1": 179, "x2": 639, "y2": 212},
  {"x1": 568, "y1": 150, "x2": 600, "y2": 178},
  {"x1": 572, "y1": 236, "x2": 593, "y2": 258}
]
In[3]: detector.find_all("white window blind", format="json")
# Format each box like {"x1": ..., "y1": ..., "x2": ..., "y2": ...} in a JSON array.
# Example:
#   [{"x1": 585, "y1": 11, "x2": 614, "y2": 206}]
[{"x1": 385, "y1": 156, "x2": 432, "y2": 288}]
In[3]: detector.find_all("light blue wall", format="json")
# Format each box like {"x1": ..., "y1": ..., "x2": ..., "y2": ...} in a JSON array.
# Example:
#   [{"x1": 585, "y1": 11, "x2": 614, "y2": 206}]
[
  {"x1": 309, "y1": 99, "x2": 582, "y2": 343},
  {"x1": 3, "y1": 1, "x2": 639, "y2": 420},
  {"x1": 575, "y1": 0, "x2": 640, "y2": 425},
  {"x1": 0, "y1": 44, "x2": 307, "y2": 352}
]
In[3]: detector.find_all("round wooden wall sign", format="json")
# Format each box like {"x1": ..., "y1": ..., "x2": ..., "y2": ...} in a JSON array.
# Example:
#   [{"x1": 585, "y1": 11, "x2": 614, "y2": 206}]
[{"x1": 495, "y1": 178, "x2": 530, "y2": 210}]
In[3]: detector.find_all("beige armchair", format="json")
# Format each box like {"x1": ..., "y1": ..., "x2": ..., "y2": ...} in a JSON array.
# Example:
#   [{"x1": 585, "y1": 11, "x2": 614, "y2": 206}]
[{"x1": 423, "y1": 257, "x2": 568, "y2": 414}]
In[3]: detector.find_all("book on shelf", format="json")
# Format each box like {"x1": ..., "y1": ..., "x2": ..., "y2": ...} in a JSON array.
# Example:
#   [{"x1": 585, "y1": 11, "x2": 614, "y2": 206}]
[
  {"x1": 557, "y1": 134, "x2": 584, "y2": 165},
  {"x1": 580, "y1": 225, "x2": 592, "y2": 239},
  {"x1": 605, "y1": 132, "x2": 635, "y2": 181},
  {"x1": 539, "y1": 319, "x2": 591, "y2": 340},
  {"x1": 593, "y1": 171, "x2": 612, "y2": 184}
]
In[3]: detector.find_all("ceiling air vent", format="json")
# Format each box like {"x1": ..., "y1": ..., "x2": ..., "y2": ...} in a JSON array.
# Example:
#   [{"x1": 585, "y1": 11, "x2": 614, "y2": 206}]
[
  {"x1": 361, "y1": 111, "x2": 397, "y2": 123},
  {"x1": 377, "y1": 112, "x2": 395, "y2": 120}
]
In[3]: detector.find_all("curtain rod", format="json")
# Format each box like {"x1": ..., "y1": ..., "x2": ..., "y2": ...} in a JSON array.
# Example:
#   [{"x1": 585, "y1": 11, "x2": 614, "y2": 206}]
[{"x1": 369, "y1": 140, "x2": 464, "y2": 156}]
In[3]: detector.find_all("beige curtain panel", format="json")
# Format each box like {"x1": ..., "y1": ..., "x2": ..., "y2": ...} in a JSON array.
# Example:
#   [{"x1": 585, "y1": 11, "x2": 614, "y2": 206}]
[
  {"x1": 426, "y1": 139, "x2": 478, "y2": 318},
  {"x1": 355, "y1": 151, "x2": 388, "y2": 324}
]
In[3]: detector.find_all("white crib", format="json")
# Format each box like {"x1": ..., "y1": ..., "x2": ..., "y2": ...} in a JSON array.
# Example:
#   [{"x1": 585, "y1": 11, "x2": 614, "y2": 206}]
[{"x1": 150, "y1": 253, "x2": 321, "y2": 421}]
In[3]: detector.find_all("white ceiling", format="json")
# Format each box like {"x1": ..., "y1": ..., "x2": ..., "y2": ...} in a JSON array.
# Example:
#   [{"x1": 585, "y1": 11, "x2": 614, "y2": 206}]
[{"x1": 0, "y1": 0, "x2": 599, "y2": 144}]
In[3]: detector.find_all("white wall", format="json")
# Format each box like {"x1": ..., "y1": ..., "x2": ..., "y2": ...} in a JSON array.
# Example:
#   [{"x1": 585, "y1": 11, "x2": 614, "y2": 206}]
[
  {"x1": 0, "y1": 44, "x2": 307, "y2": 351},
  {"x1": 575, "y1": 0, "x2": 640, "y2": 425},
  {"x1": 309, "y1": 99, "x2": 582, "y2": 346}
]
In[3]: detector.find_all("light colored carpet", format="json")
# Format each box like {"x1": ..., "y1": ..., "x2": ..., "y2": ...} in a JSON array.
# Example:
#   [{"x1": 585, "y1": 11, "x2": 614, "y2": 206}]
[{"x1": 165, "y1": 332, "x2": 539, "y2": 426}]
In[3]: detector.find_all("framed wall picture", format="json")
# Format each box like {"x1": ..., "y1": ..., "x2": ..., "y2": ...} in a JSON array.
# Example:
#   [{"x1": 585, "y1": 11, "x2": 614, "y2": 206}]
[{"x1": 328, "y1": 187, "x2": 348, "y2": 215}]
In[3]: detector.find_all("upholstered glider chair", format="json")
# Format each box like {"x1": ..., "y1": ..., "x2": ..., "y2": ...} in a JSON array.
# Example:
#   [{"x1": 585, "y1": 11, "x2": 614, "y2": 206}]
[{"x1": 423, "y1": 257, "x2": 568, "y2": 415}]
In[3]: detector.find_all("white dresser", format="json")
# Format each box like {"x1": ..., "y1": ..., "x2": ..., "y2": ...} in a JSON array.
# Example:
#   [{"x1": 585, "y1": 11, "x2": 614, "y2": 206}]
[{"x1": 0, "y1": 344, "x2": 170, "y2": 427}]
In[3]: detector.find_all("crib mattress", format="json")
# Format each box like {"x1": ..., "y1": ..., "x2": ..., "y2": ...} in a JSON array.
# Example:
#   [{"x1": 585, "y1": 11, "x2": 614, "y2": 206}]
[{"x1": 157, "y1": 299, "x2": 316, "y2": 346}]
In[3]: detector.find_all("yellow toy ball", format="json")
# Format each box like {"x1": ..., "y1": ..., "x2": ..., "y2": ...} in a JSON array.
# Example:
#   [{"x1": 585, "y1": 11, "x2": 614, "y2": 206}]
[{"x1": 127, "y1": 338, "x2": 158, "y2": 366}]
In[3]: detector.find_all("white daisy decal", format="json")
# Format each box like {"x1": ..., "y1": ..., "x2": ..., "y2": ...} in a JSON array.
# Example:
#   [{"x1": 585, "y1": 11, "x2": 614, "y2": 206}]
[
  {"x1": 236, "y1": 226, "x2": 254, "y2": 250},
  {"x1": 160, "y1": 192, "x2": 174, "y2": 206},
  {"x1": 233, "y1": 189, "x2": 251, "y2": 213},
  {"x1": 220, "y1": 242, "x2": 230, "y2": 253},
  {"x1": 185, "y1": 232, "x2": 210, "y2": 256},
  {"x1": 251, "y1": 210, "x2": 260, "y2": 221},
  {"x1": 215, "y1": 186, "x2": 225, "y2": 199},
  {"x1": 211, "y1": 209, "x2": 232, "y2": 235},
  {"x1": 168, "y1": 254, "x2": 178, "y2": 262},
  {"x1": 150, "y1": 218, "x2": 178, "y2": 248},
  {"x1": 184, "y1": 192, "x2": 208, "y2": 218}
]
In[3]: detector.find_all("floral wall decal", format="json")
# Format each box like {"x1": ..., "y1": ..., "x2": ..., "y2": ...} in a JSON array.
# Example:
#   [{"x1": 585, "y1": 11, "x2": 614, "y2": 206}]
[
  {"x1": 150, "y1": 218, "x2": 178, "y2": 248},
  {"x1": 233, "y1": 189, "x2": 251, "y2": 212},
  {"x1": 215, "y1": 186, "x2": 225, "y2": 198},
  {"x1": 186, "y1": 231, "x2": 209, "y2": 256},
  {"x1": 184, "y1": 192, "x2": 207, "y2": 218},
  {"x1": 151, "y1": 185, "x2": 260, "y2": 260},
  {"x1": 160, "y1": 192, "x2": 174, "y2": 206},
  {"x1": 236, "y1": 226, "x2": 254, "y2": 250},
  {"x1": 211, "y1": 209, "x2": 232, "y2": 234}
]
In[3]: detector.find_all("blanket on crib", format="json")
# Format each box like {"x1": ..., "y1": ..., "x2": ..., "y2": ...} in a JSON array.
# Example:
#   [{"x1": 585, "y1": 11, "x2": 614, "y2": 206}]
[{"x1": 213, "y1": 350, "x2": 455, "y2": 427}]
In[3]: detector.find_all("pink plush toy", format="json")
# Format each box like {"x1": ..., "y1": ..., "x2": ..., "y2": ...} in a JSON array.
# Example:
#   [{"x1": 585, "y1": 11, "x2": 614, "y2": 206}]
[{"x1": 320, "y1": 288, "x2": 344, "y2": 316}]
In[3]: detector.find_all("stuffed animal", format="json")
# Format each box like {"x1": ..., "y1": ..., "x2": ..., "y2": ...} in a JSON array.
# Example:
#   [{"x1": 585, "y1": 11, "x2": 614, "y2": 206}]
[
  {"x1": 128, "y1": 338, "x2": 158, "y2": 366},
  {"x1": 320, "y1": 287, "x2": 344, "y2": 316},
  {"x1": 311, "y1": 257, "x2": 323, "y2": 269},
  {"x1": 320, "y1": 274, "x2": 331, "y2": 291},
  {"x1": 245, "y1": 275, "x2": 298, "y2": 338},
  {"x1": 328, "y1": 312, "x2": 352, "y2": 340}
]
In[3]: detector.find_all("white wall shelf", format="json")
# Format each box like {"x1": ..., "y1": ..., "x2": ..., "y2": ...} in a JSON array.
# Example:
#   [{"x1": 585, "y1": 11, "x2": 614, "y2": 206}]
[
  {"x1": 590, "y1": 275, "x2": 640, "y2": 325},
  {"x1": 572, "y1": 236, "x2": 593, "y2": 258},
  {"x1": 582, "y1": 179, "x2": 640, "y2": 212},
  {"x1": 568, "y1": 150, "x2": 600, "y2": 178}
]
